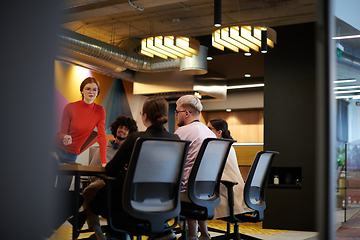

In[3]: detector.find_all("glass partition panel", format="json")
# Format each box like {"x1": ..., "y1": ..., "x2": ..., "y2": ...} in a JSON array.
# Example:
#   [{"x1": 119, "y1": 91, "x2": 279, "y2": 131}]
[
  {"x1": 334, "y1": 1, "x2": 360, "y2": 236},
  {"x1": 345, "y1": 139, "x2": 360, "y2": 221}
]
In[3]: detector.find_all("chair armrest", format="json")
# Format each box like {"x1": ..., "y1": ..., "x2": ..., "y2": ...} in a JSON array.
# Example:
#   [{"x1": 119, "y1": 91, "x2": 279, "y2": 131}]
[
  {"x1": 221, "y1": 180, "x2": 238, "y2": 219},
  {"x1": 220, "y1": 180, "x2": 238, "y2": 220},
  {"x1": 220, "y1": 180, "x2": 261, "y2": 223},
  {"x1": 220, "y1": 180, "x2": 238, "y2": 188}
]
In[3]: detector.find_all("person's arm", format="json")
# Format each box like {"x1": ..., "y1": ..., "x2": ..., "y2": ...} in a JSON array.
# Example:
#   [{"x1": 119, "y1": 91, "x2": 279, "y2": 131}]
[
  {"x1": 54, "y1": 104, "x2": 72, "y2": 145},
  {"x1": 97, "y1": 107, "x2": 107, "y2": 165},
  {"x1": 105, "y1": 134, "x2": 136, "y2": 177}
]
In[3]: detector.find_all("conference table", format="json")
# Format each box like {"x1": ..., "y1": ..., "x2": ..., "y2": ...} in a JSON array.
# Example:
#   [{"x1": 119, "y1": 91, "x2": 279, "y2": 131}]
[{"x1": 58, "y1": 163, "x2": 105, "y2": 240}]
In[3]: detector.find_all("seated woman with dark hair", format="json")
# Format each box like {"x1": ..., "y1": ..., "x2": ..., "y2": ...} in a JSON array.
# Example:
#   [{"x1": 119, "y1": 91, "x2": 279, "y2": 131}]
[
  {"x1": 90, "y1": 96, "x2": 180, "y2": 240},
  {"x1": 207, "y1": 118, "x2": 252, "y2": 219}
]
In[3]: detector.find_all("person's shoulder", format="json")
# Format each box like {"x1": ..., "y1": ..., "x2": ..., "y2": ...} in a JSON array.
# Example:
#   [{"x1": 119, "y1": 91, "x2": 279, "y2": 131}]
[
  {"x1": 66, "y1": 100, "x2": 81, "y2": 107},
  {"x1": 93, "y1": 102, "x2": 104, "y2": 109},
  {"x1": 63, "y1": 101, "x2": 81, "y2": 111},
  {"x1": 196, "y1": 122, "x2": 214, "y2": 133},
  {"x1": 126, "y1": 131, "x2": 143, "y2": 142},
  {"x1": 165, "y1": 131, "x2": 181, "y2": 140},
  {"x1": 93, "y1": 103, "x2": 105, "y2": 113},
  {"x1": 175, "y1": 124, "x2": 191, "y2": 133}
]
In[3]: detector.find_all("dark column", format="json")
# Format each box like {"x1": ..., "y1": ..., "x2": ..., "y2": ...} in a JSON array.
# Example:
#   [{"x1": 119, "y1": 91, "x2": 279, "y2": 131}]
[
  {"x1": 0, "y1": 1, "x2": 61, "y2": 238},
  {"x1": 263, "y1": 22, "x2": 317, "y2": 231}
]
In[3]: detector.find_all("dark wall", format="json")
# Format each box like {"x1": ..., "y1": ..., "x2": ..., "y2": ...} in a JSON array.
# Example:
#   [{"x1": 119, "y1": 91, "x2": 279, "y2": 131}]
[
  {"x1": 263, "y1": 22, "x2": 317, "y2": 231},
  {"x1": 0, "y1": 1, "x2": 61, "y2": 238}
]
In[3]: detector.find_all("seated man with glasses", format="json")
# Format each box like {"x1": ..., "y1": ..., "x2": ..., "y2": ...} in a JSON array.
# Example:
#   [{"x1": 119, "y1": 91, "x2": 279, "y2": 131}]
[{"x1": 174, "y1": 95, "x2": 216, "y2": 240}]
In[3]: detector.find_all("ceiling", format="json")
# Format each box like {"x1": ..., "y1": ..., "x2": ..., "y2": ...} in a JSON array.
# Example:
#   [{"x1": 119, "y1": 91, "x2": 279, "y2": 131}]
[
  {"x1": 59, "y1": 0, "x2": 360, "y2": 100},
  {"x1": 61, "y1": 0, "x2": 317, "y2": 45}
]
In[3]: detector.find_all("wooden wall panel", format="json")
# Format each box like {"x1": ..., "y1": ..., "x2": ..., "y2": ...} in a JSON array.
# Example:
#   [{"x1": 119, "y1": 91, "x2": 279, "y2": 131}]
[
  {"x1": 202, "y1": 109, "x2": 264, "y2": 169},
  {"x1": 203, "y1": 109, "x2": 264, "y2": 143},
  {"x1": 234, "y1": 145, "x2": 264, "y2": 165},
  {"x1": 239, "y1": 166, "x2": 251, "y2": 180}
]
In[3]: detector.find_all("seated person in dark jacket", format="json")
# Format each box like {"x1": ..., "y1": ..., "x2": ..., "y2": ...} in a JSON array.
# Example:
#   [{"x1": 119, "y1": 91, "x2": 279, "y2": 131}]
[{"x1": 90, "y1": 96, "x2": 180, "y2": 240}]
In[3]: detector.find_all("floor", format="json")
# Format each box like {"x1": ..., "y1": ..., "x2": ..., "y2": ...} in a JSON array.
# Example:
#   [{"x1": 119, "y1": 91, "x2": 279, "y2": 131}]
[
  {"x1": 204, "y1": 220, "x2": 318, "y2": 240},
  {"x1": 49, "y1": 207, "x2": 360, "y2": 240},
  {"x1": 53, "y1": 219, "x2": 319, "y2": 240}
]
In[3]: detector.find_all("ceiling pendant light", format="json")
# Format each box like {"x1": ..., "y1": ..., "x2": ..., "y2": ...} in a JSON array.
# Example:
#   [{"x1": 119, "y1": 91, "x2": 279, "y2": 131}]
[
  {"x1": 212, "y1": 26, "x2": 276, "y2": 54},
  {"x1": 140, "y1": 36, "x2": 200, "y2": 59},
  {"x1": 214, "y1": 0, "x2": 222, "y2": 27},
  {"x1": 261, "y1": 30, "x2": 268, "y2": 53},
  {"x1": 180, "y1": 45, "x2": 208, "y2": 75}
]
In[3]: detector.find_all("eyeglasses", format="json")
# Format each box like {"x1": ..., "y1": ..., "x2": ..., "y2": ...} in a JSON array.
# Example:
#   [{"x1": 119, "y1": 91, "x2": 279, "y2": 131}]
[
  {"x1": 175, "y1": 109, "x2": 189, "y2": 115},
  {"x1": 85, "y1": 87, "x2": 98, "y2": 92},
  {"x1": 140, "y1": 111, "x2": 143, "y2": 116}
]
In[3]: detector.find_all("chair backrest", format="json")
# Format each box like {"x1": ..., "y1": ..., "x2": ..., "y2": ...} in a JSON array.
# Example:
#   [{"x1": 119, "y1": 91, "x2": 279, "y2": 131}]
[
  {"x1": 122, "y1": 137, "x2": 190, "y2": 234},
  {"x1": 243, "y1": 151, "x2": 279, "y2": 220},
  {"x1": 186, "y1": 138, "x2": 236, "y2": 219}
]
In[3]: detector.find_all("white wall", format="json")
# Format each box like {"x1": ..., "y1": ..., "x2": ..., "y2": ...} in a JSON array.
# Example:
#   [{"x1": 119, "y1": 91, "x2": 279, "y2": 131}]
[
  {"x1": 129, "y1": 94, "x2": 148, "y2": 131},
  {"x1": 335, "y1": 0, "x2": 360, "y2": 31}
]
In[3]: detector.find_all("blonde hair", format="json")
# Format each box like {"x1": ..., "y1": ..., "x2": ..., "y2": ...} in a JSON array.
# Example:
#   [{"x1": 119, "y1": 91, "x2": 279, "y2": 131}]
[{"x1": 176, "y1": 95, "x2": 203, "y2": 112}]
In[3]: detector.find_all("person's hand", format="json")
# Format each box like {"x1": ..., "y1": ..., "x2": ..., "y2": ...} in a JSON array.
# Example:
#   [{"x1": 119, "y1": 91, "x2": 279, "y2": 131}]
[
  {"x1": 101, "y1": 163, "x2": 106, "y2": 167},
  {"x1": 62, "y1": 135, "x2": 72, "y2": 145},
  {"x1": 50, "y1": 152, "x2": 58, "y2": 161}
]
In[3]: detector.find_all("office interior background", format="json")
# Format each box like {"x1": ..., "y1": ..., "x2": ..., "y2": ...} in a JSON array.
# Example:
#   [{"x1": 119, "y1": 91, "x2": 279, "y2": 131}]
[{"x1": 1, "y1": 0, "x2": 360, "y2": 239}]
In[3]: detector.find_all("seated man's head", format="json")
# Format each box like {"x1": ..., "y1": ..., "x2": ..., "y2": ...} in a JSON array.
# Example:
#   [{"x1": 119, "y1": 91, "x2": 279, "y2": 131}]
[
  {"x1": 110, "y1": 115, "x2": 138, "y2": 141},
  {"x1": 175, "y1": 95, "x2": 203, "y2": 127}
]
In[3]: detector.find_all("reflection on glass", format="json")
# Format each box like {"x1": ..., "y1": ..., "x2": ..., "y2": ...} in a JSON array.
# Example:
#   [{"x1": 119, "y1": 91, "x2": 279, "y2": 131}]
[{"x1": 334, "y1": 1, "x2": 360, "y2": 237}]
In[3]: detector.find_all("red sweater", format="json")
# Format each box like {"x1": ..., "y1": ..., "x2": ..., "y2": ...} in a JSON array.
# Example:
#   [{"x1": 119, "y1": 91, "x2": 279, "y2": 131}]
[{"x1": 54, "y1": 100, "x2": 107, "y2": 164}]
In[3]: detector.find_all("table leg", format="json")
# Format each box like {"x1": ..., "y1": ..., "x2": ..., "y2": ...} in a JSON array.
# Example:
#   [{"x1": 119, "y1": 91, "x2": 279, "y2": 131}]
[{"x1": 73, "y1": 173, "x2": 80, "y2": 239}]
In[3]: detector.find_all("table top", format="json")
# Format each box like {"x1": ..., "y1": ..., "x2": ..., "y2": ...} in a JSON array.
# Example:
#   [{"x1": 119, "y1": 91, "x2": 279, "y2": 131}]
[{"x1": 58, "y1": 163, "x2": 105, "y2": 174}]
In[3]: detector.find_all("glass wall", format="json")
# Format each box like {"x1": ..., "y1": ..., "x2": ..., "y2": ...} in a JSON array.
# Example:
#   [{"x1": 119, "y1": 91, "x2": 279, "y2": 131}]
[{"x1": 334, "y1": 0, "x2": 360, "y2": 235}]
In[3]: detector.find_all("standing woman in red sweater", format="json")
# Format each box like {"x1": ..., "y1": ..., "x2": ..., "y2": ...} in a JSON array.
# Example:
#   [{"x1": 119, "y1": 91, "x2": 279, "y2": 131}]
[{"x1": 53, "y1": 77, "x2": 107, "y2": 190}]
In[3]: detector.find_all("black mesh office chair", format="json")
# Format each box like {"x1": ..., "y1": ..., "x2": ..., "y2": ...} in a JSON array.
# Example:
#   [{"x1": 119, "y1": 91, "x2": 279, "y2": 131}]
[
  {"x1": 102, "y1": 137, "x2": 190, "y2": 239},
  {"x1": 179, "y1": 138, "x2": 236, "y2": 240},
  {"x1": 209, "y1": 151, "x2": 279, "y2": 240}
]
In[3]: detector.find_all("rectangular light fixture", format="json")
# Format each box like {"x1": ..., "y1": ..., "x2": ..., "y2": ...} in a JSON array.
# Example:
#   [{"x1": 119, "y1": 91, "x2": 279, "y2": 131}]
[
  {"x1": 213, "y1": 29, "x2": 239, "y2": 52},
  {"x1": 212, "y1": 31, "x2": 224, "y2": 50},
  {"x1": 149, "y1": 37, "x2": 178, "y2": 59},
  {"x1": 334, "y1": 78, "x2": 356, "y2": 83},
  {"x1": 155, "y1": 36, "x2": 185, "y2": 58},
  {"x1": 334, "y1": 85, "x2": 360, "y2": 90},
  {"x1": 227, "y1": 83, "x2": 264, "y2": 89},
  {"x1": 212, "y1": 26, "x2": 276, "y2": 53},
  {"x1": 335, "y1": 95, "x2": 360, "y2": 99},
  {"x1": 221, "y1": 28, "x2": 249, "y2": 52},
  {"x1": 334, "y1": 89, "x2": 360, "y2": 94},
  {"x1": 230, "y1": 26, "x2": 259, "y2": 51},
  {"x1": 140, "y1": 36, "x2": 200, "y2": 59},
  {"x1": 332, "y1": 35, "x2": 360, "y2": 40}
]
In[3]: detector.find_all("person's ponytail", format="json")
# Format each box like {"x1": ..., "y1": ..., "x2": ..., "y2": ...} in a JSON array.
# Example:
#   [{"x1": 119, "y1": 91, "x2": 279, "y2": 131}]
[
  {"x1": 142, "y1": 97, "x2": 169, "y2": 126},
  {"x1": 209, "y1": 118, "x2": 233, "y2": 139}
]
